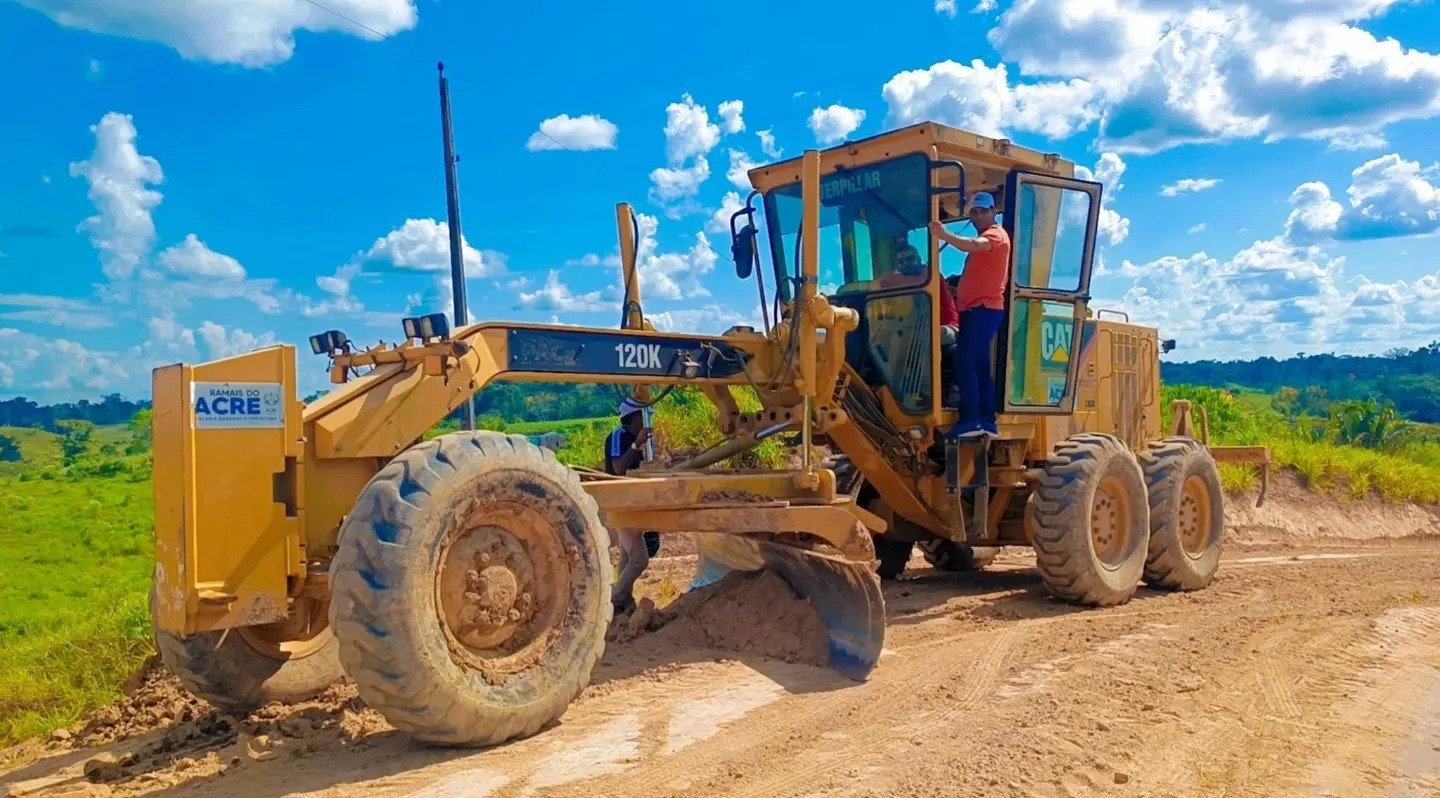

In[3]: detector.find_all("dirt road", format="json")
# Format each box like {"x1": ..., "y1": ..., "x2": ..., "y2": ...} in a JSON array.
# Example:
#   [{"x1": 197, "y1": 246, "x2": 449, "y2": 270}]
[{"x1": 6, "y1": 538, "x2": 1440, "y2": 798}]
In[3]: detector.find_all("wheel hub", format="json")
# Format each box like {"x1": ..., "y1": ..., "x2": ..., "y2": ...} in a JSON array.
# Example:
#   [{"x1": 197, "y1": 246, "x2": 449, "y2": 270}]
[
  {"x1": 1179, "y1": 475, "x2": 1212, "y2": 557},
  {"x1": 1090, "y1": 475, "x2": 1133, "y2": 569},
  {"x1": 440, "y1": 528, "x2": 538, "y2": 651}
]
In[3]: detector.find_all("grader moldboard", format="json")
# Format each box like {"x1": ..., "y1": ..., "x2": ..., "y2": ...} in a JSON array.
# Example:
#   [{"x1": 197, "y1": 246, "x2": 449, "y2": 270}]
[{"x1": 150, "y1": 121, "x2": 1271, "y2": 747}]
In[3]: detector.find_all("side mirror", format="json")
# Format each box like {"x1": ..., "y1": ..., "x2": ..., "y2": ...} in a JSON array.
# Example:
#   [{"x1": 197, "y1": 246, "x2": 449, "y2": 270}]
[{"x1": 731, "y1": 224, "x2": 757, "y2": 280}]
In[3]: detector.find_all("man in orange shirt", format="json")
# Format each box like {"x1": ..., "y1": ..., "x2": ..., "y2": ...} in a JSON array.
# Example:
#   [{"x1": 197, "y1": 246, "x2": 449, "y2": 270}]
[{"x1": 929, "y1": 191, "x2": 1011, "y2": 439}]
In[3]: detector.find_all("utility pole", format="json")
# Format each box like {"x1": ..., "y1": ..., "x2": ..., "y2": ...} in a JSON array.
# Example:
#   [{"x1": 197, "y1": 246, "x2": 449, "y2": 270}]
[{"x1": 438, "y1": 61, "x2": 476, "y2": 431}]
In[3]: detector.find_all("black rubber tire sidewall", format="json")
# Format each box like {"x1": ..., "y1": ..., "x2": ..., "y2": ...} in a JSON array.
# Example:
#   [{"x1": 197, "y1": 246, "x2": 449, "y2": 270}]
[{"x1": 1140, "y1": 437, "x2": 1225, "y2": 590}]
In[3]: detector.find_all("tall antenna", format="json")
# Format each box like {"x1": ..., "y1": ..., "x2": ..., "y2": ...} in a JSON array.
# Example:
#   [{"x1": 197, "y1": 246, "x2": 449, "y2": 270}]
[{"x1": 438, "y1": 61, "x2": 476, "y2": 431}]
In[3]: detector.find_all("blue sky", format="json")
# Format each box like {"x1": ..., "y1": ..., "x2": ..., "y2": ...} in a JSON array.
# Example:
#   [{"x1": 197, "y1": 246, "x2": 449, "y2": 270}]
[{"x1": 2, "y1": 0, "x2": 1440, "y2": 402}]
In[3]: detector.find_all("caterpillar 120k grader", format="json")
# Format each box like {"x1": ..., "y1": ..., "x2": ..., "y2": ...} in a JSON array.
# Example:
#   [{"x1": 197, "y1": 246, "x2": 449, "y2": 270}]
[{"x1": 149, "y1": 121, "x2": 1270, "y2": 747}]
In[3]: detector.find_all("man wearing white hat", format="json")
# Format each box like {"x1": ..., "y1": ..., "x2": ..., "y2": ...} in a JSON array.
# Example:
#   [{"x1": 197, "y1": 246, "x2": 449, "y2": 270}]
[
  {"x1": 604, "y1": 397, "x2": 658, "y2": 613},
  {"x1": 930, "y1": 190, "x2": 1012, "y2": 439}
]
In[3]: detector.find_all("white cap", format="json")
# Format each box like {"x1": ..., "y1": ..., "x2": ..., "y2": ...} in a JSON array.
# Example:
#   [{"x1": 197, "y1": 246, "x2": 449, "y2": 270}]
[{"x1": 618, "y1": 397, "x2": 644, "y2": 417}]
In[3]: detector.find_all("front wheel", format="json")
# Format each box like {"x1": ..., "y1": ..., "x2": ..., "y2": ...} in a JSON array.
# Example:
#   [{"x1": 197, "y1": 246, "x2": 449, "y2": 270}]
[
  {"x1": 329, "y1": 431, "x2": 611, "y2": 747},
  {"x1": 152, "y1": 591, "x2": 341, "y2": 711}
]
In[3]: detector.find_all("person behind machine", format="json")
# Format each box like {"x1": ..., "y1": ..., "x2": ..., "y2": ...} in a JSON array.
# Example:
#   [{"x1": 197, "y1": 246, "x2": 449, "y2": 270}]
[
  {"x1": 604, "y1": 397, "x2": 660, "y2": 614},
  {"x1": 930, "y1": 191, "x2": 1011, "y2": 439}
]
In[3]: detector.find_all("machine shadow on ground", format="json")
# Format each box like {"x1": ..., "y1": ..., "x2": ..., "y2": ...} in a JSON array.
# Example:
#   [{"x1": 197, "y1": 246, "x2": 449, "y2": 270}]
[{"x1": 882, "y1": 561, "x2": 1177, "y2": 628}]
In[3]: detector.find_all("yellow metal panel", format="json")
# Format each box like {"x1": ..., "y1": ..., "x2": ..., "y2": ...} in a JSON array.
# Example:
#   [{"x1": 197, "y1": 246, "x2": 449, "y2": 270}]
[
  {"x1": 151, "y1": 363, "x2": 192, "y2": 634},
  {"x1": 173, "y1": 346, "x2": 302, "y2": 633}
]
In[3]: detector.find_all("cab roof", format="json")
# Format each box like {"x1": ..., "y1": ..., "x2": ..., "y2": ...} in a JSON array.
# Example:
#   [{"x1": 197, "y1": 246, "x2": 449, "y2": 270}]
[{"x1": 745, "y1": 121, "x2": 1077, "y2": 198}]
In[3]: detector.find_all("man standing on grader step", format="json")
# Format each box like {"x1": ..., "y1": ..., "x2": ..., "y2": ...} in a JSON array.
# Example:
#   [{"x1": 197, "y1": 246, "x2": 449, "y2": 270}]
[
  {"x1": 930, "y1": 191, "x2": 1011, "y2": 440},
  {"x1": 605, "y1": 397, "x2": 660, "y2": 613}
]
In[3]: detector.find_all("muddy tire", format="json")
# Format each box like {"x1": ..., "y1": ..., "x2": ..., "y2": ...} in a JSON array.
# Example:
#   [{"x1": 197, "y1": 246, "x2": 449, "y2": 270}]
[
  {"x1": 151, "y1": 591, "x2": 341, "y2": 711},
  {"x1": 829, "y1": 455, "x2": 913, "y2": 580},
  {"x1": 329, "y1": 431, "x2": 611, "y2": 747},
  {"x1": 1030, "y1": 433, "x2": 1150, "y2": 607},
  {"x1": 918, "y1": 539, "x2": 997, "y2": 572},
  {"x1": 874, "y1": 537, "x2": 915, "y2": 581},
  {"x1": 1139, "y1": 437, "x2": 1224, "y2": 590}
]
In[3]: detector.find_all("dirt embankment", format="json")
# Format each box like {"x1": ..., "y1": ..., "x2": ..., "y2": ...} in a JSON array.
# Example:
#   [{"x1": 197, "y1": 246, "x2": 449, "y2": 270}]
[{"x1": 1225, "y1": 472, "x2": 1440, "y2": 547}]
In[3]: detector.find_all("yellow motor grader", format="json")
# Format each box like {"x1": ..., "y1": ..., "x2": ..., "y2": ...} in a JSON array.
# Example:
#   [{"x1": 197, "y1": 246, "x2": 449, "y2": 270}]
[{"x1": 149, "y1": 121, "x2": 1269, "y2": 747}]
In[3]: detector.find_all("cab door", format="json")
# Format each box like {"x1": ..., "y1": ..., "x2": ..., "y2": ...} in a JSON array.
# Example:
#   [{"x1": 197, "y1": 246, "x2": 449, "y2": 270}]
[{"x1": 997, "y1": 170, "x2": 1102, "y2": 415}]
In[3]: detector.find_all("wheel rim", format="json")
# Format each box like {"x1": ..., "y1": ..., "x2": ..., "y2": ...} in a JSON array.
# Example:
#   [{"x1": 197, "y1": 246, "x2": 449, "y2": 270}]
[
  {"x1": 1179, "y1": 474, "x2": 1213, "y2": 558},
  {"x1": 1090, "y1": 475, "x2": 1134, "y2": 570},
  {"x1": 237, "y1": 597, "x2": 333, "y2": 661},
  {"x1": 435, "y1": 500, "x2": 570, "y2": 683}
]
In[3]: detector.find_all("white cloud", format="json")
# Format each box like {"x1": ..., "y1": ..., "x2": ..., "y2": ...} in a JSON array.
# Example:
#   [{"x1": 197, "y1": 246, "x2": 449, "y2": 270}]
[
  {"x1": 648, "y1": 93, "x2": 724, "y2": 212},
  {"x1": 16, "y1": 0, "x2": 418, "y2": 67},
  {"x1": 526, "y1": 113, "x2": 618, "y2": 151},
  {"x1": 648, "y1": 160, "x2": 711, "y2": 206},
  {"x1": 1075, "y1": 152, "x2": 1131, "y2": 246},
  {"x1": 1285, "y1": 153, "x2": 1440, "y2": 243},
  {"x1": 881, "y1": 60, "x2": 1099, "y2": 140},
  {"x1": 726, "y1": 149, "x2": 762, "y2": 191},
  {"x1": 649, "y1": 305, "x2": 760, "y2": 334},
  {"x1": 196, "y1": 320, "x2": 278, "y2": 359},
  {"x1": 809, "y1": 104, "x2": 867, "y2": 145},
  {"x1": 973, "y1": 0, "x2": 998, "y2": 11},
  {"x1": 661, "y1": 93, "x2": 720, "y2": 165},
  {"x1": 935, "y1": 0, "x2": 958, "y2": 16},
  {"x1": 0, "y1": 294, "x2": 113, "y2": 331},
  {"x1": 1188, "y1": 222, "x2": 1207, "y2": 234},
  {"x1": 1328, "y1": 131, "x2": 1388, "y2": 152},
  {"x1": 565, "y1": 212, "x2": 719, "y2": 301},
  {"x1": 1160, "y1": 178, "x2": 1221, "y2": 197},
  {"x1": 718, "y1": 100, "x2": 745, "y2": 134},
  {"x1": 707, "y1": 191, "x2": 746, "y2": 235},
  {"x1": 757, "y1": 129, "x2": 782, "y2": 159},
  {"x1": 362, "y1": 218, "x2": 506, "y2": 277},
  {"x1": 986, "y1": 0, "x2": 1440, "y2": 154},
  {"x1": 516, "y1": 271, "x2": 608, "y2": 313},
  {"x1": 68, "y1": 112, "x2": 163, "y2": 280},
  {"x1": 157, "y1": 234, "x2": 246, "y2": 280},
  {"x1": 630, "y1": 213, "x2": 718, "y2": 300}
]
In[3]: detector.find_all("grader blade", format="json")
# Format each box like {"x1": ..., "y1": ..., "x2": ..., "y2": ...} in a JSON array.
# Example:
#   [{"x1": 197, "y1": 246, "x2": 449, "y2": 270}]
[{"x1": 690, "y1": 533, "x2": 885, "y2": 681}]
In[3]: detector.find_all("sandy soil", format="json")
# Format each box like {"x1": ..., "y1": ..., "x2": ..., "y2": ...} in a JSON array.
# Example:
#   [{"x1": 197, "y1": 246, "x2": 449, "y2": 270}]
[{"x1": 5, "y1": 481, "x2": 1440, "y2": 798}]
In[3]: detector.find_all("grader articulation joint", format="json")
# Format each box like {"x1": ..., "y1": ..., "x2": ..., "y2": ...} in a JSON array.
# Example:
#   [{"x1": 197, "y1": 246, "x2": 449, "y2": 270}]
[{"x1": 149, "y1": 120, "x2": 1270, "y2": 748}]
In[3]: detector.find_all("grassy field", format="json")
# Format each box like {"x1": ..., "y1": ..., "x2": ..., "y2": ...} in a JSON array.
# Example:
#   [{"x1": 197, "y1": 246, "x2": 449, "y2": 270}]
[
  {"x1": 1, "y1": 386, "x2": 1439, "y2": 747},
  {"x1": 0, "y1": 471, "x2": 153, "y2": 745}
]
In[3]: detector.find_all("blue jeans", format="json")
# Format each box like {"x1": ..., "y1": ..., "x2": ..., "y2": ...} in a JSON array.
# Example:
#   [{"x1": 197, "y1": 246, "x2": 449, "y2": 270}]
[{"x1": 953, "y1": 307, "x2": 1004, "y2": 432}]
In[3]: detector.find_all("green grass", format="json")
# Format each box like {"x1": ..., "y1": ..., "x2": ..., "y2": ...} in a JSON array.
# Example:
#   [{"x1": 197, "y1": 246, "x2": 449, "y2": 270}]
[
  {"x1": 1162, "y1": 384, "x2": 1440, "y2": 505},
  {"x1": 0, "y1": 475, "x2": 154, "y2": 745}
]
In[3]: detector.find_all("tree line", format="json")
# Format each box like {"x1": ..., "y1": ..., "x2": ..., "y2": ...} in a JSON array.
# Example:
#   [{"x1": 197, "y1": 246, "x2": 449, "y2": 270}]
[{"x1": 1162, "y1": 341, "x2": 1440, "y2": 423}]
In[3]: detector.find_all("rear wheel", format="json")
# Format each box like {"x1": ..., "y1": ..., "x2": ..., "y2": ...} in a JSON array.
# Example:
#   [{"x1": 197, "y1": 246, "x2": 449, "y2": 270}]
[
  {"x1": 329, "y1": 431, "x2": 611, "y2": 747},
  {"x1": 152, "y1": 592, "x2": 341, "y2": 711},
  {"x1": 918, "y1": 539, "x2": 997, "y2": 572},
  {"x1": 1139, "y1": 437, "x2": 1224, "y2": 590},
  {"x1": 1030, "y1": 433, "x2": 1150, "y2": 607}
]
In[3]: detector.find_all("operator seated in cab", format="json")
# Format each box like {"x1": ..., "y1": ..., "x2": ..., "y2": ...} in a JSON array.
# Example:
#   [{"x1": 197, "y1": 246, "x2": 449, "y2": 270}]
[{"x1": 930, "y1": 191, "x2": 1011, "y2": 439}]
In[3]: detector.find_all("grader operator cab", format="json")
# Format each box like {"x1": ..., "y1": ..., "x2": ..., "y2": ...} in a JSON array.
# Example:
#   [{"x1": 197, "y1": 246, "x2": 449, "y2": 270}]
[{"x1": 149, "y1": 121, "x2": 1271, "y2": 748}]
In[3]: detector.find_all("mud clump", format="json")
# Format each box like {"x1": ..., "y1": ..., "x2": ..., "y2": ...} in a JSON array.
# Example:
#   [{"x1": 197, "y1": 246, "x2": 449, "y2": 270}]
[
  {"x1": 610, "y1": 570, "x2": 831, "y2": 668},
  {"x1": 72, "y1": 655, "x2": 213, "y2": 748}
]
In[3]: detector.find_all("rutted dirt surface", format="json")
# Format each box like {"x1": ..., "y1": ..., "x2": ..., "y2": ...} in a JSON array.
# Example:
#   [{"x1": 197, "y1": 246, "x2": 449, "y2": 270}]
[{"x1": 7, "y1": 490, "x2": 1440, "y2": 798}]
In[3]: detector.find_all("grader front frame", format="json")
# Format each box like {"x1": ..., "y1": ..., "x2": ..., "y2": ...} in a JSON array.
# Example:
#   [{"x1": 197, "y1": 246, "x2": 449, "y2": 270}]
[{"x1": 149, "y1": 121, "x2": 1269, "y2": 749}]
